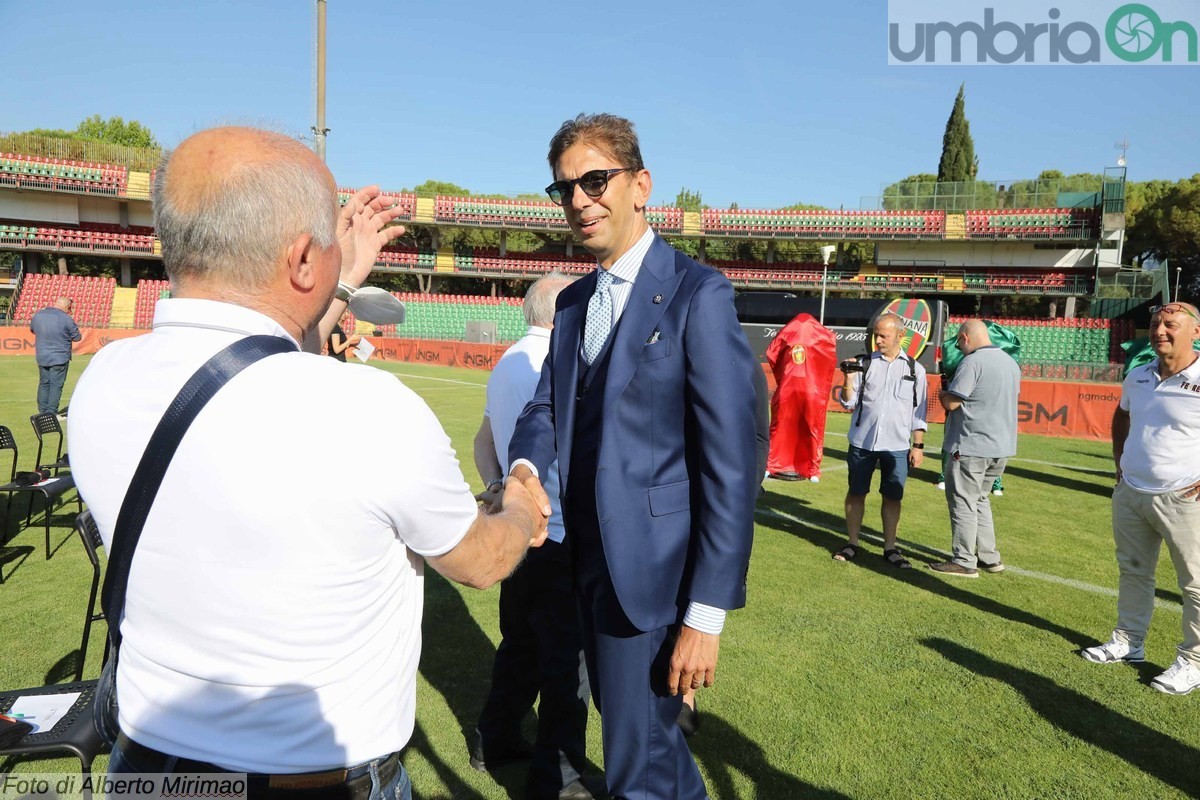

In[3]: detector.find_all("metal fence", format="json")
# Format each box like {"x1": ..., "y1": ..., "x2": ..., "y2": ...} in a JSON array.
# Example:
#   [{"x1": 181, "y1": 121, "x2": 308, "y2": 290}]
[
  {"x1": 870, "y1": 177, "x2": 1103, "y2": 212},
  {"x1": 0, "y1": 132, "x2": 161, "y2": 171}
]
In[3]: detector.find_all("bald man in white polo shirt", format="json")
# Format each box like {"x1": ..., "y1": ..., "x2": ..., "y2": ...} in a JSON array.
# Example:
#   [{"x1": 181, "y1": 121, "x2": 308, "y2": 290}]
[{"x1": 1082, "y1": 302, "x2": 1200, "y2": 697}]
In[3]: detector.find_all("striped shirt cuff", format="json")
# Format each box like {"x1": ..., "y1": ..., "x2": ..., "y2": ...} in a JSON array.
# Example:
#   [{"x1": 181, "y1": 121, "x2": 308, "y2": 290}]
[{"x1": 683, "y1": 602, "x2": 727, "y2": 635}]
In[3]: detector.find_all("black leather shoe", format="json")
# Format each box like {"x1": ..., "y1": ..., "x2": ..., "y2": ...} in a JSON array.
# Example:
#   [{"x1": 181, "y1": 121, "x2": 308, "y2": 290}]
[
  {"x1": 768, "y1": 471, "x2": 801, "y2": 481},
  {"x1": 526, "y1": 775, "x2": 608, "y2": 800},
  {"x1": 677, "y1": 697, "x2": 701, "y2": 738},
  {"x1": 557, "y1": 779, "x2": 602, "y2": 800},
  {"x1": 469, "y1": 728, "x2": 534, "y2": 771}
]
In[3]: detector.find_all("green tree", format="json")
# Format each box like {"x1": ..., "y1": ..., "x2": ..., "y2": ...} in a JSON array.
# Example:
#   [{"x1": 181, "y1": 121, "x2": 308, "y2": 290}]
[
  {"x1": 937, "y1": 84, "x2": 978, "y2": 183},
  {"x1": 673, "y1": 188, "x2": 704, "y2": 212},
  {"x1": 881, "y1": 174, "x2": 939, "y2": 210},
  {"x1": 75, "y1": 114, "x2": 159, "y2": 149},
  {"x1": 407, "y1": 179, "x2": 472, "y2": 198},
  {"x1": 1127, "y1": 174, "x2": 1200, "y2": 294}
]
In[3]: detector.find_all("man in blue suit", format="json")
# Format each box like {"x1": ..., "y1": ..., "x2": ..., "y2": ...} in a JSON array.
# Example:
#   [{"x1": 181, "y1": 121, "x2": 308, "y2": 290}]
[{"x1": 509, "y1": 113, "x2": 758, "y2": 800}]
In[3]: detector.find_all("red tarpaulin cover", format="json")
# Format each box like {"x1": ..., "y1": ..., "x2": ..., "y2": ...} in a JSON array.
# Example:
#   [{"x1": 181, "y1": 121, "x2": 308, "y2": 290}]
[{"x1": 766, "y1": 313, "x2": 838, "y2": 479}]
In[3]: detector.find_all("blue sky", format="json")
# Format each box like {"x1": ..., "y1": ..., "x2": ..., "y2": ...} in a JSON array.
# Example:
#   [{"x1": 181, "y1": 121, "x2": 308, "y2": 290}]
[{"x1": 3, "y1": 0, "x2": 1197, "y2": 210}]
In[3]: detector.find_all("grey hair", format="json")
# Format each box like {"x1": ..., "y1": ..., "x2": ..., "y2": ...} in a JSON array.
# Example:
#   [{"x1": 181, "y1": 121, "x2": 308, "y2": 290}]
[
  {"x1": 523, "y1": 271, "x2": 574, "y2": 327},
  {"x1": 876, "y1": 313, "x2": 906, "y2": 333},
  {"x1": 152, "y1": 139, "x2": 337, "y2": 289}
]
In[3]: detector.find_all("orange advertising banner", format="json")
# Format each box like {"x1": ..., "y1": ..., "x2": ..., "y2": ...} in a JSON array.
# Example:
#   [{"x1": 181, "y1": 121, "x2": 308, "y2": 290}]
[
  {"x1": 823, "y1": 370, "x2": 1118, "y2": 441},
  {"x1": 0, "y1": 329, "x2": 1119, "y2": 440},
  {"x1": 0, "y1": 327, "x2": 146, "y2": 357}
]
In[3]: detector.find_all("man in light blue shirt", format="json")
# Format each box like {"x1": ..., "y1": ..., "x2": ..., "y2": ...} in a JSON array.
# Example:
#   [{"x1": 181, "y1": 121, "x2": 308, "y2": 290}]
[
  {"x1": 30, "y1": 296, "x2": 82, "y2": 414},
  {"x1": 472, "y1": 273, "x2": 596, "y2": 800},
  {"x1": 833, "y1": 313, "x2": 928, "y2": 568}
]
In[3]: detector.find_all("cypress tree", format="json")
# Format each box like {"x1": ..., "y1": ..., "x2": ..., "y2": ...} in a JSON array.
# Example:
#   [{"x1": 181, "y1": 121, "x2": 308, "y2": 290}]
[{"x1": 937, "y1": 84, "x2": 977, "y2": 182}]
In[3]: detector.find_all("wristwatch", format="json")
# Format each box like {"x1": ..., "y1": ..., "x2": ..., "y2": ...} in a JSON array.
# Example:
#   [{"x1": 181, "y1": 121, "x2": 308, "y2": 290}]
[
  {"x1": 912, "y1": 443, "x2": 925, "y2": 450},
  {"x1": 486, "y1": 478, "x2": 504, "y2": 492},
  {"x1": 334, "y1": 281, "x2": 358, "y2": 304}
]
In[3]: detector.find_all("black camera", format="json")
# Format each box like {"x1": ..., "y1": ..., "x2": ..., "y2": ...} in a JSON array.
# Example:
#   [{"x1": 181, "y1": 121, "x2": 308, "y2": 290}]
[{"x1": 840, "y1": 354, "x2": 869, "y2": 374}]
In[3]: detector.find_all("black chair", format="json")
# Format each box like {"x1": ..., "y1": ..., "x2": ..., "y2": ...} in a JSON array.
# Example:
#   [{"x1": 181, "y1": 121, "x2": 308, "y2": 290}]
[
  {"x1": 74, "y1": 511, "x2": 107, "y2": 682},
  {"x1": 30, "y1": 413, "x2": 70, "y2": 475},
  {"x1": 0, "y1": 424, "x2": 82, "y2": 559},
  {"x1": 0, "y1": 680, "x2": 108, "y2": 795}
]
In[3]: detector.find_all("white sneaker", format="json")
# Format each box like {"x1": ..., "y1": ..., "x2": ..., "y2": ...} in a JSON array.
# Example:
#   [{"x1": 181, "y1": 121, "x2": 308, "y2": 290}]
[
  {"x1": 1081, "y1": 638, "x2": 1145, "y2": 664},
  {"x1": 1152, "y1": 656, "x2": 1200, "y2": 695},
  {"x1": 992, "y1": 489, "x2": 1004, "y2": 496},
  {"x1": 809, "y1": 476, "x2": 820, "y2": 483},
  {"x1": 936, "y1": 481, "x2": 945, "y2": 491}
]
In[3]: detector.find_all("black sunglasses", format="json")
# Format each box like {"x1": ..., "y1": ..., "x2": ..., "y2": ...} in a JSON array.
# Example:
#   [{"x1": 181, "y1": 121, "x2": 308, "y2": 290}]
[{"x1": 545, "y1": 168, "x2": 630, "y2": 206}]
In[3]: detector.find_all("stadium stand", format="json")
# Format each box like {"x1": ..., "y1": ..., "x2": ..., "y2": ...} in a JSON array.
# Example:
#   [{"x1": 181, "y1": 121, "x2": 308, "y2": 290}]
[
  {"x1": 0, "y1": 152, "x2": 127, "y2": 197},
  {"x1": 960, "y1": 271, "x2": 1089, "y2": 295},
  {"x1": 133, "y1": 279, "x2": 170, "y2": 328},
  {"x1": 965, "y1": 208, "x2": 1096, "y2": 239},
  {"x1": 453, "y1": 247, "x2": 594, "y2": 277},
  {"x1": 391, "y1": 292, "x2": 526, "y2": 342},
  {"x1": 12, "y1": 273, "x2": 116, "y2": 327},
  {"x1": 435, "y1": 196, "x2": 570, "y2": 230},
  {"x1": 338, "y1": 189, "x2": 417, "y2": 222},
  {"x1": 946, "y1": 316, "x2": 1132, "y2": 368},
  {"x1": 701, "y1": 209, "x2": 945, "y2": 239},
  {"x1": 0, "y1": 222, "x2": 155, "y2": 256},
  {"x1": 429, "y1": 197, "x2": 685, "y2": 236},
  {"x1": 376, "y1": 245, "x2": 437, "y2": 271}
]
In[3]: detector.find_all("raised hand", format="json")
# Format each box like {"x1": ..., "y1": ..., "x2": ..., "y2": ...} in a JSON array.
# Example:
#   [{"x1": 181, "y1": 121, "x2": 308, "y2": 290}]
[{"x1": 337, "y1": 186, "x2": 408, "y2": 288}]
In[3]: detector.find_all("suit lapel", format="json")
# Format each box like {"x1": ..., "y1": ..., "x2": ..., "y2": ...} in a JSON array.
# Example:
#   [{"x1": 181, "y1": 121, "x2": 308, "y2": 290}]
[{"x1": 603, "y1": 236, "x2": 684, "y2": 411}]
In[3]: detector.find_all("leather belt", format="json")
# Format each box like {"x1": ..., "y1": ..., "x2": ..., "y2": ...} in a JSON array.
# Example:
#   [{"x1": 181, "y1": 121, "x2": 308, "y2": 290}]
[{"x1": 114, "y1": 733, "x2": 401, "y2": 799}]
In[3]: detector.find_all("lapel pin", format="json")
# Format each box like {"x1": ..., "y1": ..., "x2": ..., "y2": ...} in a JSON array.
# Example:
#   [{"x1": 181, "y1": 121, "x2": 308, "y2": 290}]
[{"x1": 653, "y1": 294, "x2": 663, "y2": 304}]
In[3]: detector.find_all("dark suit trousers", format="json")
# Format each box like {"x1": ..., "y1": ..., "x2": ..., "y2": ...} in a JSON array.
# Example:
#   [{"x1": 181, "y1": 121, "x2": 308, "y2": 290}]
[
  {"x1": 477, "y1": 538, "x2": 590, "y2": 793},
  {"x1": 569, "y1": 505, "x2": 708, "y2": 800}
]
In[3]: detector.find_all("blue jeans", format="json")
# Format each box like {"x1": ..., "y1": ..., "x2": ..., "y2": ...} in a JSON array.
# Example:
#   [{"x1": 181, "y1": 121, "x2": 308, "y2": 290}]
[
  {"x1": 37, "y1": 363, "x2": 69, "y2": 415},
  {"x1": 847, "y1": 445, "x2": 910, "y2": 500},
  {"x1": 108, "y1": 740, "x2": 412, "y2": 800}
]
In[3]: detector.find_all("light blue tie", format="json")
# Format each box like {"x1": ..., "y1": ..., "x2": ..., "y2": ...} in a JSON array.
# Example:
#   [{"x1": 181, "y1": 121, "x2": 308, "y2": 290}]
[{"x1": 582, "y1": 269, "x2": 615, "y2": 365}]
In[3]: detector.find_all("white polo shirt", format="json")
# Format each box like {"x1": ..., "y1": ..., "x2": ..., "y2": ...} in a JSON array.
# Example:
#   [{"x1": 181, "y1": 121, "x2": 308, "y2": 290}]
[
  {"x1": 1119, "y1": 355, "x2": 1200, "y2": 494},
  {"x1": 485, "y1": 326, "x2": 564, "y2": 542},
  {"x1": 69, "y1": 299, "x2": 477, "y2": 773}
]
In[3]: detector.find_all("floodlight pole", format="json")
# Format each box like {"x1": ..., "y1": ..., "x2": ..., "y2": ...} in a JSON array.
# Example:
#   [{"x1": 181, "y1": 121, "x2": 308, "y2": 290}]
[
  {"x1": 313, "y1": 0, "x2": 329, "y2": 162},
  {"x1": 819, "y1": 249, "x2": 833, "y2": 325},
  {"x1": 1176, "y1": 266, "x2": 1183, "y2": 302}
]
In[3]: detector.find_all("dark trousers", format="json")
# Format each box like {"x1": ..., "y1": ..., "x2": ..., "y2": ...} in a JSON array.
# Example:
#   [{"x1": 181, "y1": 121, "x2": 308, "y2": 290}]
[
  {"x1": 477, "y1": 538, "x2": 590, "y2": 794},
  {"x1": 570, "y1": 508, "x2": 707, "y2": 800},
  {"x1": 37, "y1": 363, "x2": 69, "y2": 415}
]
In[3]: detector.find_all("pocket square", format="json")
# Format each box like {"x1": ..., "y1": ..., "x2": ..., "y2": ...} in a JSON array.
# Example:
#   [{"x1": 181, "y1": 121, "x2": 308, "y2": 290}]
[{"x1": 646, "y1": 331, "x2": 661, "y2": 345}]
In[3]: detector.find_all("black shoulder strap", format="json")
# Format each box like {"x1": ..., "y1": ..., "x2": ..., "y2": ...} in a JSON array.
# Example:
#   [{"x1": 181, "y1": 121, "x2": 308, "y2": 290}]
[{"x1": 100, "y1": 335, "x2": 296, "y2": 649}]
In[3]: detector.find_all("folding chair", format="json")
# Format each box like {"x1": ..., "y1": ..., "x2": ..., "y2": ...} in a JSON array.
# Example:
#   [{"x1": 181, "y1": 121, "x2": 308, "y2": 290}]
[
  {"x1": 74, "y1": 511, "x2": 107, "y2": 682},
  {"x1": 0, "y1": 680, "x2": 108, "y2": 796},
  {"x1": 0, "y1": 425, "x2": 82, "y2": 559},
  {"x1": 30, "y1": 413, "x2": 69, "y2": 474}
]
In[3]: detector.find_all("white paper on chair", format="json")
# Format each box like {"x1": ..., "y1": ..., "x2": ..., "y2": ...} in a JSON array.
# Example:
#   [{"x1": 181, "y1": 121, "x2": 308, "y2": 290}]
[{"x1": 9, "y1": 692, "x2": 80, "y2": 733}]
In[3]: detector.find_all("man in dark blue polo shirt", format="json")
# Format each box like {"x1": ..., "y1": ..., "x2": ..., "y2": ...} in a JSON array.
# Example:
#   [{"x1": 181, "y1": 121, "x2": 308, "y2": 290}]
[{"x1": 30, "y1": 296, "x2": 82, "y2": 414}]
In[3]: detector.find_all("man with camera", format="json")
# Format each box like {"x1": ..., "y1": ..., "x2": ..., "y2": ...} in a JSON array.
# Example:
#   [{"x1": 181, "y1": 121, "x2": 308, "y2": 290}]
[
  {"x1": 833, "y1": 313, "x2": 928, "y2": 568},
  {"x1": 69, "y1": 127, "x2": 549, "y2": 798},
  {"x1": 929, "y1": 318, "x2": 1020, "y2": 578}
]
